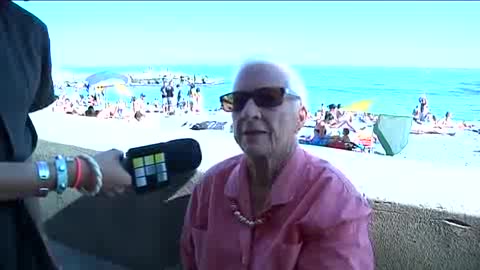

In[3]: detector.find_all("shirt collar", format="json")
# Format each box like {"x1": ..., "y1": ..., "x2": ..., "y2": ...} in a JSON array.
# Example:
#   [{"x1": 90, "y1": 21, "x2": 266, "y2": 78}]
[{"x1": 224, "y1": 146, "x2": 306, "y2": 207}]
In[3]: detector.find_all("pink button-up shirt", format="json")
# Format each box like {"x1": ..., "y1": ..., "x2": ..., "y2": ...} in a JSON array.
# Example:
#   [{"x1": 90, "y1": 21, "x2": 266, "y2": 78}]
[{"x1": 181, "y1": 147, "x2": 374, "y2": 270}]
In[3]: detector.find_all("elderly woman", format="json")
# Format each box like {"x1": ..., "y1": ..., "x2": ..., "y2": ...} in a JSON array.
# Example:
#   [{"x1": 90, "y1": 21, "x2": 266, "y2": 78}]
[{"x1": 180, "y1": 60, "x2": 374, "y2": 270}]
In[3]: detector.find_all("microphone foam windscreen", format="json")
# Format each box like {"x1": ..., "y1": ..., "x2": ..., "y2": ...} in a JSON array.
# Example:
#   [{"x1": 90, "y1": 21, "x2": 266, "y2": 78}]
[{"x1": 163, "y1": 138, "x2": 202, "y2": 173}]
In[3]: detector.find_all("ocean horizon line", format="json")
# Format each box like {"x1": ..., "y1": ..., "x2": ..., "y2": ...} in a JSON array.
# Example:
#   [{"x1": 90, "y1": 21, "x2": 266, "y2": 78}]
[{"x1": 56, "y1": 64, "x2": 480, "y2": 71}]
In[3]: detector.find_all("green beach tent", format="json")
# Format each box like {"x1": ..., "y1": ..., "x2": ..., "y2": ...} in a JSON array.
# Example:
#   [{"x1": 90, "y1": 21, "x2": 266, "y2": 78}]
[{"x1": 373, "y1": 114, "x2": 413, "y2": 156}]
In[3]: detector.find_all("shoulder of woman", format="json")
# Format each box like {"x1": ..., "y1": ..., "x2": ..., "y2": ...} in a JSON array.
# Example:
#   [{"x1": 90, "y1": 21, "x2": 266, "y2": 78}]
[{"x1": 299, "y1": 157, "x2": 371, "y2": 227}]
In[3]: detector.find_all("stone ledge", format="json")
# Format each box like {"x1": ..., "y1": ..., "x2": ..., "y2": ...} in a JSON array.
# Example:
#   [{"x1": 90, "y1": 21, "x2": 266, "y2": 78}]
[{"x1": 34, "y1": 140, "x2": 480, "y2": 270}]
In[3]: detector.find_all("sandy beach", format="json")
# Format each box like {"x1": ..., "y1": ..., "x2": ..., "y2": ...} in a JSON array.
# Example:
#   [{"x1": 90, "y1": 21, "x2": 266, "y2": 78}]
[
  {"x1": 32, "y1": 107, "x2": 480, "y2": 167},
  {"x1": 31, "y1": 108, "x2": 480, "y2": 215}
]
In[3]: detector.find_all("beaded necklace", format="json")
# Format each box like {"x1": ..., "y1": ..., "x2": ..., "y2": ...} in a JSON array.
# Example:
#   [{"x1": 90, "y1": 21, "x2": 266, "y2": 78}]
[{"x1": 230, "y1": 202, "x2": 272, "y2": 228}]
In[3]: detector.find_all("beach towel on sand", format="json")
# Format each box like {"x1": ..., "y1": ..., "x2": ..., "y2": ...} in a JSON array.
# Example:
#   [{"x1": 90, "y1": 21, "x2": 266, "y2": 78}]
[
  {"x1": 373, "y1": 114, "x2": 412, "y2": 156},
  {"x1": 191, "y1": 121, "x2": 227, "y2": 131}
]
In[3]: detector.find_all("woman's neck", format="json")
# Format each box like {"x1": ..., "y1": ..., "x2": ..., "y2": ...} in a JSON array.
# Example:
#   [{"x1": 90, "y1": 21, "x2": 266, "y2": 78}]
[{"x1": 246, "y1": 143, "x2": 297, "y2": 188}]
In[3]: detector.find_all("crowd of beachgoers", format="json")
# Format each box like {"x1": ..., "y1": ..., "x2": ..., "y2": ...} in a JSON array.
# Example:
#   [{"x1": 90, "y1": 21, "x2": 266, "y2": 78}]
[
  {"x1": 51, "y1": 80, "x2": 479, "y2": 157},
  {"x1": 295, "y1": 93, "x2": 478, "y2": 156},
  {"x1": 299, "y1": 104, "x2": 380, "y2": 153},
  {"x1": 410, "y1": 94, "x2": 475, "y2": 133},
  {"x1": 302, "y1": 94, "x2": 476, "y2": 141},
  {"x1": 52, "y1": 78, "x2": 205, "y2": 121}
]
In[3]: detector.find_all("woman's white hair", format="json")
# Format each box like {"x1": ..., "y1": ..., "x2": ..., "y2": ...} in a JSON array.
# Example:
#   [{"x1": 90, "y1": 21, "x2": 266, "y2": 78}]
[{"x1": 231, "y1": 56, "x2": 308, "y2": 108}]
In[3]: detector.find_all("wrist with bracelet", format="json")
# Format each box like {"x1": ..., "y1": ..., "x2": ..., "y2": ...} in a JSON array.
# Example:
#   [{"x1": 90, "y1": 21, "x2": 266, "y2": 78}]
[
  {"x1": 76, "y1": 154, "x2": 103, "y2": 196},
  {"x1": 34, "y1": 154, "x2": 103, "y2": 197}
]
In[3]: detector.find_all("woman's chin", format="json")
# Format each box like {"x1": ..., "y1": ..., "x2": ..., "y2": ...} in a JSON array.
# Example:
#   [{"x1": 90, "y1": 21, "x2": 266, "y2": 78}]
[{"x1": 242, "y1": 145, "x2": 271, "y2": 159}]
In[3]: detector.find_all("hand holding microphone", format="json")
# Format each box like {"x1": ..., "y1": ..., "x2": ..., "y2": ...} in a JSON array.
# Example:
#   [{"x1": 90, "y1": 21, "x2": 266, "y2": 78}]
[
  {"x1": 91, "y1": 138, "x2": 202, "y2": 197},
  {"x1": 123, "y1": 138, "x2": 202, "y2": 194},
  {"x1": 92, "y1": 149, "x2": 132, "y2": 197}
]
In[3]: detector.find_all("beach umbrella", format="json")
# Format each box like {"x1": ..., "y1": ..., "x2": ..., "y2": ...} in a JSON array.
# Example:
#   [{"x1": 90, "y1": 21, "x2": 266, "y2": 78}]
[
  {"x1": 85, "y1": 72, "x2": 131, "y2": 106},
  {"x1": 85, "y1": 71, "x2": 130, "y2": 89},
  {"x1": 93, "y1": 84, "x2": 133, "y2": 95},
  {"x1": 373, "y1": 114, "x2": 413, "y2": 156},
  {"x1": 113, "y1": 83, "x2": 133, "y2": 97},
  {"x1": 342, "y1": 99, "x2": 374, "y2": 112}
]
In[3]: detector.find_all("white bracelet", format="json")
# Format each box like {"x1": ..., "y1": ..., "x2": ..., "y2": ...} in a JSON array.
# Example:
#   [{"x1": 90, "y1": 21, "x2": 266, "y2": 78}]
[{"x1": 77, "y1": 154, "x2": 103, "y2": 196}]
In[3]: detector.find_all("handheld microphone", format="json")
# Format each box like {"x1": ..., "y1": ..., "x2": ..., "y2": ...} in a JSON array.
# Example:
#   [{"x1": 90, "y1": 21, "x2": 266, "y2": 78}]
[
  {"x1": 124, "y1": 138, "x2": 202, "y2": 194},
  {"x1": 159, "y1": 138, "x2": 202, "y2": 173}
]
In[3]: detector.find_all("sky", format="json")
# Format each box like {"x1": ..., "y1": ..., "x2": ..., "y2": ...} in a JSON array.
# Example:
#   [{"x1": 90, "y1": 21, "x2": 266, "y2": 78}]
[{"x1": 16, "y1": 1, "x2": 480, "y2": 69}]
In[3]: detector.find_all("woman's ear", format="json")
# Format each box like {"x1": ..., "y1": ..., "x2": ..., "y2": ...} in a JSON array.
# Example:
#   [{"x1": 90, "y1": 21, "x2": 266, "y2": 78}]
[{"x1": 296, "y1": 106, "x2": 308, "y2": 132}]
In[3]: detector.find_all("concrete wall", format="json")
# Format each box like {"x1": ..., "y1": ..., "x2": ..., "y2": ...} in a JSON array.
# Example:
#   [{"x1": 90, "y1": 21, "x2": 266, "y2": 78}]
[
  {"x1": 370, "y1": 200, "x2": 480, "y2": 270},
  {"x1": 34, "y1": 140, "x2": 480, "y2": 270}
]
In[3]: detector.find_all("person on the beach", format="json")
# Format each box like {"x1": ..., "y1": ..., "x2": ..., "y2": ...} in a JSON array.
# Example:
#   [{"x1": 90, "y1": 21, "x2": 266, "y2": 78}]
[
  {"x1": 116, "y1": 99, "x2": 126, "y2": 118},
  {"x1": 323, "y1": 105, "x2": 356, "y2": 133},
  {"x1": 96, "y1": 103, "x2": 118, "y2": 119},
  {"x1": 175, "y1": 83, "x2": 182, "y2": 109},
  {"x1": 160, "y1": 81, "x2": 168, "y2": 113},
  {"x1": 187, "y1": 85, "x2": 196, "y2": 112},
  {"x1": 181, "y1": 59, "x2": 374, "y2": 270},
  {"x1": 332, "y1": 120, "x2": 357, "y2": 133},
  {"x1": 324, "y1": 104, "x2": 339, "y2": 125},
  {"x1": 413, "y1": 94, "x2": 432, "y2": 124},
  {"x1": 165, "y1": 81, "x2": 175, "y2": 114},
  {"x1": 336, "y1": 103, "x2": 345, "y2": 120},
  {"x1": 314, "y1": 104, "x2": 325, "y2": 123},
  {"x1": 84, "y1": 105, "x2": 98, "y2": 117},
  {"x1": 132, "y1": 93, "x2": 147, "y2": 121},
  {"x1": 88, "y1": 94, "x2": 98, "y2": 107},
  {"x1": 299, "y1": 121, "x2": 332, "y2": 146},
  {"x1": 52, "y1": 95, "x2": 68, "y2": 113},
  {"x1": 63, "y1": 98, "x2": 74, "y2": 114},
  {"x1": 152, "y1": 98, "x2": 161, "y2": 113},
  {"x1": 341, "y1": 127, "x2": 351, "y2": 143},
  {"x1": 176, "y1": 85, "x2": 186, "y2": 111},
  {"x1": 0, "y1": 2, "x2": 131, "y2": 269},
  {"x1": 194, "y1": 87, "x2": 202, "y2": 113},
  {"x1": 436, "y1": 111, "x2": 473, "y2": 130},
  {"x1": 360, "y1": 112, "x2": 377, "y2": 125}
]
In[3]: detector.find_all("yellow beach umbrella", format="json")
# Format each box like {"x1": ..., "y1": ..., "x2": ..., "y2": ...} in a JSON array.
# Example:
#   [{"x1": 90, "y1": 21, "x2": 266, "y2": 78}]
[
  {"x1": 114, "y1": 83, "x2": 133, "y2": 97},
  {"x1": 342, "y1": 99, "x2": 374, "y2": 112}
]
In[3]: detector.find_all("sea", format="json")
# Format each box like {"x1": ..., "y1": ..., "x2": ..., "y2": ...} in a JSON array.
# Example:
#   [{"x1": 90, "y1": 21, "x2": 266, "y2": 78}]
[{"x1": 59, "y1": 65, "x2": 480, "y2": 122}]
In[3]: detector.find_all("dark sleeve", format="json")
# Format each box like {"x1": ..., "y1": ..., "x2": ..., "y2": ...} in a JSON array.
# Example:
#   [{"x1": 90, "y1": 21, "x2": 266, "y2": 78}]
[{"x1": 29, "y1": 26, "x2": 55, "y2": 113}]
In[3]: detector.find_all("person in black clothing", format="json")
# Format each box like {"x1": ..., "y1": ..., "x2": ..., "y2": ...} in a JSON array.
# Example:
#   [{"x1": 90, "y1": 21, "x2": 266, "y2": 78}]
[
  {"x1": 85, "y1": 105, "x2": 97, "y2": 117},
  {"x1": 0, "y1": 2, "x2": 131, "y2": 269},
  {"x1": 160, "y1": 81, "x2": 167, "y2": 112},
  {"x1": 176, "y1": 84, "x2": 184, "y2": 110},
  {"x1": 165, "y1": 81, "x2": 175, "y2": 114}
]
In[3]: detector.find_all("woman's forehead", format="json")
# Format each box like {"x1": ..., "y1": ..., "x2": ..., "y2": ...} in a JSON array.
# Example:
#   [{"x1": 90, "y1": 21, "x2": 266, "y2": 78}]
[{"x1": 233, "y1": 64, "x2": 288, "y2": 92}]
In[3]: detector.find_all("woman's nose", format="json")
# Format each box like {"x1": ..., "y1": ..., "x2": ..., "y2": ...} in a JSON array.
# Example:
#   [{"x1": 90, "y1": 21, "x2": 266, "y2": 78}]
[{"x1": 240, "y1": 99, "x2": 262, "y2": 119}]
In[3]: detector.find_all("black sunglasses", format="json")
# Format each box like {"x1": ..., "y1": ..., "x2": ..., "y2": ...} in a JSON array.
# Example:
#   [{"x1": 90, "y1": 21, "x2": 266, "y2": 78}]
[{"x1": 220, "y1": 87, "x2": 296, "y2": 112}]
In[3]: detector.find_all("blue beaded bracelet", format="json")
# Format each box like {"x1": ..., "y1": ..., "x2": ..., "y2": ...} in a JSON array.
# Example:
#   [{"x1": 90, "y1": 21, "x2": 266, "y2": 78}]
[{"x1": 54, "y1": 155, "x2": 68, "y2": 194}]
